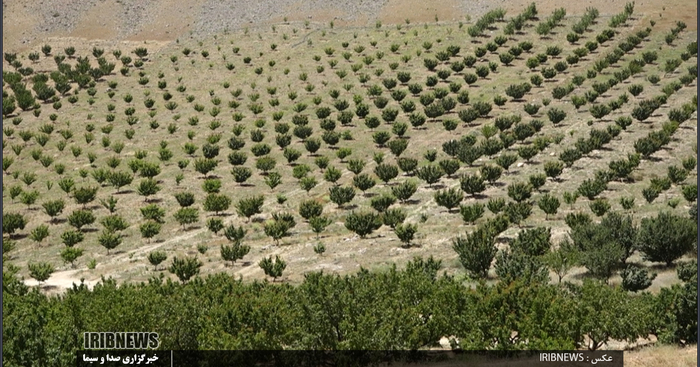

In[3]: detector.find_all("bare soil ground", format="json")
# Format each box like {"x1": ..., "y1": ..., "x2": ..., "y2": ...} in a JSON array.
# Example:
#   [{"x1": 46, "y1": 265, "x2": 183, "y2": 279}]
[{"x1": 3, "y1": 0, "x2": 696, "y2": 51}]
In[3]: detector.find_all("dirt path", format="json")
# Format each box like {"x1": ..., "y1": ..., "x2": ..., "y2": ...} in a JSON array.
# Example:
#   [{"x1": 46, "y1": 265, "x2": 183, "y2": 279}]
[
  {"x1": 23, "y1": 268, "x2": 99, "y2": 290},
  {"x1": 23, "y1": 227, "x2": 208, "y2": 291}
]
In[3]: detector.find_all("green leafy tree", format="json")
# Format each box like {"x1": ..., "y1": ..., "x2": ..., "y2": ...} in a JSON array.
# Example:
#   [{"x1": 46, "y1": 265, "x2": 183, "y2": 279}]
[
  {"x1": 387, "y1": 139, "x2": 409, "y2": 157},
  {"x1": 259, "y1": 255, "x2": 286, "y2": 281},
  {"x1": 352, "y1": 173, "x2": 376, "y2": 194},
  {"x1": 391, "y1": 180, "x2": 418, "y2": 203},
  {"x1": 174, "y1": 207, "x2": 199, "y2": 230},
  {"x1": 309, "y1": 216, "x2": 332, "y2": 239},
  {"x1": 538, "y1": 194, "x2": 560, "y2": 219},
  {"x1": 236, "y1": 196, "x2": 264, "y2": 222},
  {"x1": 504, "y1": 82, "x2": 529, "y2": 100},
  {"x1": 494, "y1": 250, "x2": 548, "y2": 284},
  {"x1": 221, "y1": 242, "x2": 250, "y2": 266},
  {"x1": 108, "y1": 171, "x2": 133, "y2": 193},
  {"x1": 507, "y1": 181, "x2": 532, "y2": 202},
  {"x1": 457, "y1": 145, "x2": 482, "y2": 166},
  {"x1": 438, "y1": 159, "x2": 460, "y2": 177},
  {"x1": 174, "y1": 192, "x2": 196, "y2": 208},
  {"x1": 460, "y1": 203, "x2": 485, "y2": 224},
  {"x1": 543, "y1": 239, "x2": 580, "y2": 283},
  {"x1": 203, "y1": 194, "x2": 232, "y2": 215},
  {"x1": 487, "y1": 198, "x2": 506, "y2": 214},
  {"x1": 374, "y1": 163, "x2": 399, "y2": 184},
  {"x1": 138, "y1": 161, "x2": 161, "y2": 178},
  {"x1": 382, "y1": 208, "x2": 407, "y2": 229},
  {"x1": 299, "y1": 176, "x2": 318, "y2": 194},
  {"x1": 60, "y1": 247, "x2": 84, "y2": 268},
  {"x1": 329, "y1": 186, "x2": 355, "y2": 209},
  {"x1": 619, "y1": 197, "x2": 635, "y2": 211},
  {"x1": 3, "y1": 96, "x2": 16, "y2": 117},
  {"x1": 255, "y1": 157, "x2": 277, "y2": 174},
  {"x1": 230, "y1": 166, "x2": 253, "y2": 185},
  {"x1": 589, "y1": 198, "x2": 611, "y2": 217},
  {"x1": 137, "y1": 178, "x2": 161, "y2": 202},
  {"x1": 434, "y1": 188, "x2": 463, "y2": 212},
  {"x1": 562, "y1": 191, "x2": 579, "y2": 209},
  {"x1": 608, "y1": 159, "x2": 634, "y2": 182},
  {"x1": 636, "y1": 212, "x2": 697, "y2": 266},
  {"x1": 529, "y1": 173, "x2": 546, "y2": 192},
  {"x1": 73, "y1": 186, "x2": 99, "y2": 208},
  {"x1": 495, "y1": 153, "x2": 518, "y2": 171},
  {"x1": 98, "y1": 230, "x2": 122, "y2": 254},
  {"x1": 547, "y1": 108, "x2": 566, "y2": 124},
  {"x1": 194, "y1": 158, "x2": 218, "y2": 178},
  {"x1": 42, "y1": 199, "x2": 65, "y2": 223},
  {"x1": 139, "y1": 221, "x2": 161, "y2": 243},
  {"x1": 642, "y1": 187, "x2": 660, "y2": 204},
  {"x1": 67, "y1": 209, "x2": 96, "y2": 231},
  {"x1": 452, "y1": 227, "x2": 497, "y2": 279},
  {"x1": 682, "y1": 184, "x2": 697, "y2": 202},
  {"x1": 667, "y1": 165, "x2": 688, "y2": 185},
  {"x1": 323, "y1": 166, "x2": 342, "y2": 184},
  {"x1": 299, "y1": 200, "x2": 323, "y2": 220},
  {"x1": 168, "y1": 256, "x2": 202, "y2": 282},
  {"x1": 60, "y1": 229, "x2": 84, "y2": 247},
  {"x1": 575, "y1": 279, "x2": 649, "y2": 350},
  {"x1": 347, "y1": 159, "x2": 366, "y2": 175},
  {"x1": 370, "y1": 194, "x2": 396, "y2": 213},
  {"x1": 30, "y1": 224, "x2": 50, "y2": 243},
  {"x1": 416, "y1": 165, "x2": 444, "y2": 188},
  {"x1": 570, "y1": 221, "x2": 626, "y2": 280},
  {"x1": 147, "y1": 250, "x2": 167, "y2": 270},
  {"x1": 479, "y1": 165, "x2": 502, "y2": 184},
  {"x1": 100, "y1": 214, "x2": 129, "y2": 232},
  {"x1": 518, "y1": 146, "x2": 538, "y2": 162},
  {"x1": 141, "y1": 204, "x2": 166, "y2": 223},
  {"x1": 394, "y1": 223, "x2": 417, "y2": 247},
  {"x1": 577, "y1": 179, "x2": 606, "y2": 200},
  {"x1": 3, "y1": 156, "x2": 14, "y2": 173},
  {"x1": 559, "y1": 149, "x2": 582, "y2": 168},
  {"x1": 264, "y1": 219, "x2": 292, "y2": 245},
  {"x1": 505, "y1": 201, "x2": 532, "y2": 227},
  {"x1": 28, "y1": 262, "x2": 54, "y2": 284},
  {"x1": 459, "y1": 173, "x2": 485, "y2": 197},
  {"x1": 206, "y1": 218, "x2": 224, "y2": 234},
  {"x1": 511, "y1": 227, "x2": 552, "y2": 257},
  {"x1": 345, "y1": 211, "x2": 382, "y2": 238},
  {"x1": 620, "y1": 266, "x2": 656, "y2": 292}
]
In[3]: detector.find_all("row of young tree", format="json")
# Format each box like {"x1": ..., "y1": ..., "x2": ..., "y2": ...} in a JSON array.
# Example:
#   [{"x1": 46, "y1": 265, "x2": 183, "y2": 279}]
[
  {"x1": 2, "y1": 0, "x2": 696, "y2": 282},
  {"x1": 3, "y1": 253, "x2": 696, "y2": 366},
  {"x1": 453, "y1": 209, "x2": 697, "y2": 284}
]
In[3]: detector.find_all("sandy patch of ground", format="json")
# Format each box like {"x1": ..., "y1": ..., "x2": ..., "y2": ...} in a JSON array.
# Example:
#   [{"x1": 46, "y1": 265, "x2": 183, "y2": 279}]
[
  {"x1": 61, "y1": 0, "x2": 120, "y2": 41},
  {"x1": 5, "y1": 0, "x2": 693, "y2": 53},
  {"x1": 2, "y1": 1, "x2": 41, "y2": 50},
  {"x1": 124, "y1": 0, "x2": 205, "y2": 42},
  {"x1": 378, "y1": 0, "x2": 465, "y2": 24}
]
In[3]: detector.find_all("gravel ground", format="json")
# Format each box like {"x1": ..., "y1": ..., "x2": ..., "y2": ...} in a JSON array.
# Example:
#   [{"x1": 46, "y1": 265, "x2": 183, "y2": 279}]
[
  {"x1": 29, "y1": 0, "x2": 155, "y2": 38},
  {"x1": 30, "y1": 0, "x2": 101, "y2": 33},
  {"x1": 3, "y1": 0, "x2": 695, "y2": 52},
  {"x1": 192, "y1": 0, "x2": 389, "y2": 36},
  {"x1": 16, "y1": 0, "x2": 503, "y2": 42}
]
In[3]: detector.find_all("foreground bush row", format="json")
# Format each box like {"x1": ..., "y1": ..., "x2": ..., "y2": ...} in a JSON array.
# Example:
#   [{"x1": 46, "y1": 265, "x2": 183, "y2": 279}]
[{"x1": 2, "y1": 255, "x2": 696, "y2": 366}]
